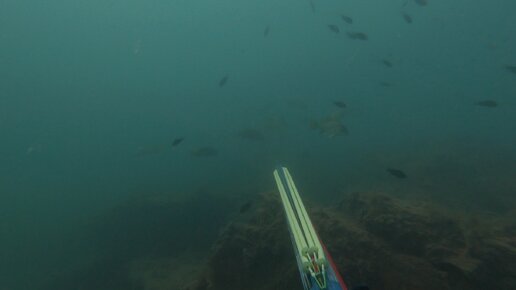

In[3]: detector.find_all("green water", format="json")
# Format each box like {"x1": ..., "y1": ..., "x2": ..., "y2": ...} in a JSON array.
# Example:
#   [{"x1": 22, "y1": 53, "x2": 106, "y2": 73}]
[{"x1": 1, "y1": 0, "x2": 515, "y2": 289}]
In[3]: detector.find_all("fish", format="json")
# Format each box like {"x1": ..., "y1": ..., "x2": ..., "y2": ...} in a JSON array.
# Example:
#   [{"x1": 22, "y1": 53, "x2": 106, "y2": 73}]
[
  {"x1": 347, "y1": 32, "x2": 368, "y2": 40},
  {"x1": 191, "y1": 147, "x2": 218, "y2": 157},
  {"x1": 387, "y1": 168, "x2": 407, "y2": 179},
  {"x1": 402, "y1": 12, "x2": 413, "y2": 24},
  {"x1": 341, "y1": 15, "x2": 353, "y2": 24},
  {"x1": 26, "y1": 146, "x2": 36, "y2": 154},
  {"x1": 239, "y1": 201, "x2": 253, "y2": 213},
  {"x1": 136, "y1": 138, "x2": 185, "y2": 156},
  {"x1": 218, "y1": 75, "x2": 229, "y2": 87},
  {"x1": 172, "y1": 137, "x2": 184, "y2": 147},
  {"x1": 328, "y1": 25, "x2": 340, "y2": 34},
  {"x1": 264, "y1": 25, "x2": 270, "y2": 37},
  {"x1": 382, "y1": 59, "x2": 393, "y2": 68},
  {"x1": 236, "y1": 128, "x2": 265, "y2": 141},
  {"x1": 505, "y1": 65, "x2": 516, "y2": 74},
  {"x1": 133, "y1": 39, "x2": 142, "y2": 55},
  {"x1": 26, "y1": 144, "x2": 42, "y2": 155},
  {"x1": 476, "y1": 100, "x2": 498, "y2": 108},
  {"x1": 333, "y1": 101, "x2": 347, "y2": 108},
  {"x1": 309, "y1": 0, "x2": 315, "y2": 13},
  {"x1": 310, "y1": 112, "x2": 348, "y2": 138},
  {"x1": 414, "y1": 0, "x2": 428, "y2": 6}
]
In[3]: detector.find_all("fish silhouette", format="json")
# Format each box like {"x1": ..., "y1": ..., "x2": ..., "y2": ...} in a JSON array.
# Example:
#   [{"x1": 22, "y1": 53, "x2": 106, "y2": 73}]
[
  {"x1": 328, "y1": 25, "x2": 340, "y2": 34},
  {"x1": 476, "y1": 100, "x2": 498, "y2": 108},
  {"x1": 387, "y1": 168, "x2": 407, "y2": 179},
  {"x1": 347, "y1": 32, "x2": 368, "y2": 40},
  {"x1": 218, "y1": 75, "x2": 229, "y2": 87}
]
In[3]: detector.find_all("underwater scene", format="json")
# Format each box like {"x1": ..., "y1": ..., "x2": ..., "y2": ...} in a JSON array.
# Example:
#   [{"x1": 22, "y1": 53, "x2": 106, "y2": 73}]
[{"x1": 1, "y1": 0, "x2": 515, "y2": 289}]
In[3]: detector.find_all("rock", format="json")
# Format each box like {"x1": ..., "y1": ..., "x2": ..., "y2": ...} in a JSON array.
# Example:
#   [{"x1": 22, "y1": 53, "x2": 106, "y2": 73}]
[{"x1": 190, "y1": 191, "x2": 516, "y2": 290}]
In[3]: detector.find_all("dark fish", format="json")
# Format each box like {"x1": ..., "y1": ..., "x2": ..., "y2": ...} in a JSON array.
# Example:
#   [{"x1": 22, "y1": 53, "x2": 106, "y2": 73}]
[
  {"x1": 191, "y1": 147, "x2": 218, "y2": 157},
  {"x1": 172, "y1": 137, "x2": 184, "y2": 147},
  {"x1": 347, "y1": 32, "x2": 368, "y2": 40},
  {"x1": 505, "y1": 65, "x2": 516, "y2": 74},
  {"x1": 341, "y1": 15, "x2": 353, "y2": 24},
  {"x1": 239, "y1": 201, "x2": 253, "y2": 213},
  {"x1": 387, "y1": 168, "x2": 407, "y2": 179},
  {"x1": 310, "y1": 112, "x2": 348, "y2": 138},
  {"x1": 382, "y1": 59, "x2": 393, "y2": 68},
  {"x1": 309, "y1": 0, "x2": 315, "y2": 13},
  {"x1": 218, "y1": 75, "x2": 229, "y2": 87},
  {"x1": 402, "y1": 12, "x2": 413, "y2": 24},
  {"x1": 328, "y1": 25, "x2": 340, "y2": 34},
  {"x1": 264, "y1": 25, "x2": 270, "y2": 37},
  {"x1": 236, "y1": 128, "x2": 264, "y2": 141},
  {"x1": 333, "y1": 101, "x2": 347, "y2": 108},
  {"x1": 414, "y1": 0, "x2": 428, "y2": 6},
  {"x1": 476, "y1": 100, "x2": 498, "y2": 108}
]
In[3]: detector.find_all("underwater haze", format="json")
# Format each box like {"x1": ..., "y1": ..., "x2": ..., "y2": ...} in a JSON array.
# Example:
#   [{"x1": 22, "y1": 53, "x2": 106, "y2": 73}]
[{"x1": 1, "y1": 0, "x2": 515, "y2": 289}]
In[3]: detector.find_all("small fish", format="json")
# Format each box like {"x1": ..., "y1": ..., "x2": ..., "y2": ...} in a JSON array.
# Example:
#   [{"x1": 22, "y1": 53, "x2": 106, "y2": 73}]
[
  {"x1": 476, "y1": 100, "x2": 498, "y2": 108},
  {"x1": 505, "y1": 65, "x2": 516, "y2": 74},
  {"x1": 309, "y1": 0, "x2": 315, "y2": 13},
  {"x1": 310, "y1": 112, "x2": 348, "y2": 138},
  {"x1": 414, "y1": 0, "x2": 428, "y2": 6},
  {"x1": 347, "y1": 32, "x2": 368, "y2": 40},
  {"x1": 382, "y1": 59, "x2": 393, "y2": 68},
  {"x1": 328, "y1": 25, "x2": 340, "y2": 34},
  {"x1": 172, "y1": 137, "x2": 184, "y2": 147},
  {"x1": 341, "y1": 15, "x2": 353, "y2": 24},
  {"x1": 236, "y1": 128, "x2": 265, "y2": 141},
  {"x1": 387, "y1": 168, "x2": 407, "y2": 179},
  {"x1": 333, "y1": 101, "x2": 347, "y2": 108},
  {"x1": 26, "y1": 144, "x2": 42, "y2": 155},
  {"x1": 218, "y1": 75, "x2": 229, "y2": 87},
  {"x1": 263, "y1": 25, "x2": 270, "y2": 37},
  {"x1": 239, "y1": 201, "x2": 253, "y2": 213},
  {"x1": 133, "y1": 39, "x2": 142, "y2": 55},
  {"x1": 402, "y1": 12, "x2": 413, "y2": 24},
  {"x1": 191, "y1": 147, "x2": 218, "y2": 157}
]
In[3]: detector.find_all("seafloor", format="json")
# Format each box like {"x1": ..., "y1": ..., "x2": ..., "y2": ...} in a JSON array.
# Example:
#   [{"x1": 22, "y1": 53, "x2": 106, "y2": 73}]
[{"x1": 47, "y1": 188, "x2": 516, "y2": 290}]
